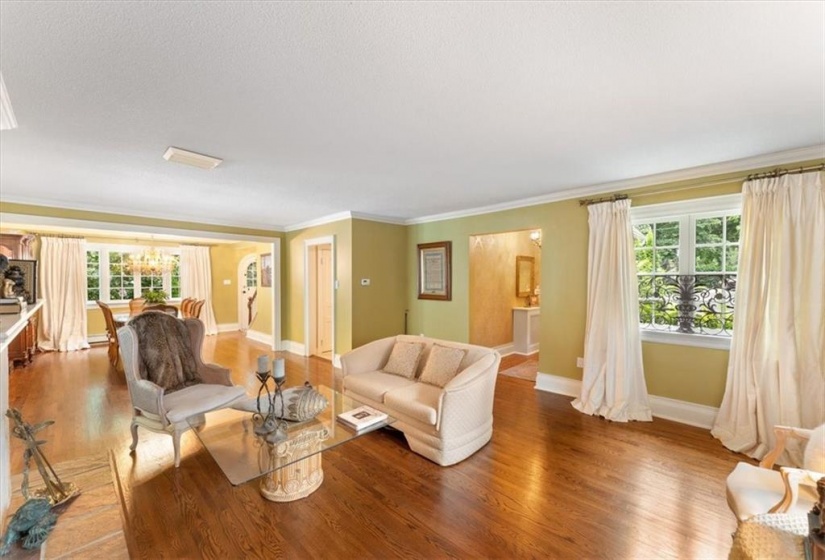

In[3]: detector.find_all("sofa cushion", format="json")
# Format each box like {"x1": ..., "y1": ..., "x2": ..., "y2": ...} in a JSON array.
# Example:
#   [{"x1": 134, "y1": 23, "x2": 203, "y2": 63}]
[
  {"x1": 384, "y1": 383, "x2": 442, "y2": 426},
  {"x1": 163, "y1": 383, "x2": 246, "y2": 423},
  {"x1": 382, "y1": 341, "x2": 425, "y2": 379},
  {"x1": 419, "y1": 344, "x2": 467, "y2": 387},
  {"x1": 344, "y1": 371, "x2": 417, "y2": 403}
]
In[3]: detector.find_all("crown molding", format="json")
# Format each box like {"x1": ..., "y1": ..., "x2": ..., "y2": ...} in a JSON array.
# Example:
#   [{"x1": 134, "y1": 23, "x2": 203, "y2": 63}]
[
  {"x1": 284, "y1": 210, "x2": 404, "y2": 232},
  {"x1": 0, "y1": 212, "x2": 280, "y2": 243},
  {"x1": 406, "y1": 144, "x2": 825, "y2": 225},
  {"x1": 0, "y1": 194, "x2": 285, "y2": 233}
]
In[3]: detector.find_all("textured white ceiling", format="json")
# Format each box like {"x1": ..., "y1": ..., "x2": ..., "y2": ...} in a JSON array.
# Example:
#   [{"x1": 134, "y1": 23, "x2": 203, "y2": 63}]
[{"x1": 0, "y1": 2, "x2": 823, "y2": 230}]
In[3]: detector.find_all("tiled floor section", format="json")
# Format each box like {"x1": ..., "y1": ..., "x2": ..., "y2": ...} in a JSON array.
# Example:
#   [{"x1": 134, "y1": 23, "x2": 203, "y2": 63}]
[{"x1": 3, "y1": 453, "x2": 128, "y2": 559}]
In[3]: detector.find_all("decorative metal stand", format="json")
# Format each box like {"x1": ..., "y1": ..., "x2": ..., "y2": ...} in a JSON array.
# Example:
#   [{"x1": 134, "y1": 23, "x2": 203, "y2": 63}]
[
  {"x1": 251, "y1": 369, "x2": 287, "y2": 444},
  {"x1": 6, "y1": 409, "x2": 79, "y2": 506}
]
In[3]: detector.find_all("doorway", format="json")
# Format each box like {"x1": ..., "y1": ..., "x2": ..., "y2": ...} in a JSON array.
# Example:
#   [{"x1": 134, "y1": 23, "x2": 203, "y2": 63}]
[
  {"x1": 238, "y1": 254, "x2": 258, "y2": 333},
  {"x1": 304, "y1": 237, "x2": 334, "y2": 361},
  {"x1": 468, "y1": 229, "x2": 541, "y2": 363}
]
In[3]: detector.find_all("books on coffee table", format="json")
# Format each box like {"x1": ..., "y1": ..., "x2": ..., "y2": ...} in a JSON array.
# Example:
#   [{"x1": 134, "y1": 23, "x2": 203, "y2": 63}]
[{"x1": 337, "y1": 406, "x2": 388, "y2": 432}]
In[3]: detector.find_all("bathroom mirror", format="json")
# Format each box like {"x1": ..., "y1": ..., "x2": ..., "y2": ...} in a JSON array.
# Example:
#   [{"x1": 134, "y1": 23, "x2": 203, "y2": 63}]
[{"x1": 516, "y1": 256, "x2": 535, "y2": 298}]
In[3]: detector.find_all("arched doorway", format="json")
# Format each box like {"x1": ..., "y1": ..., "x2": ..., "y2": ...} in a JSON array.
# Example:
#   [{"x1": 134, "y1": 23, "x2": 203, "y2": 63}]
[{"x1": 238, "y1": 254, "x2": 258, "y2": 332}]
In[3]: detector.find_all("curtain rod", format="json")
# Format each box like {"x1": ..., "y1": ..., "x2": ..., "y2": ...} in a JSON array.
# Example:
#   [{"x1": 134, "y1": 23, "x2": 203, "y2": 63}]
[
  {"x1": 745, "y1": 163, "x2": 824, "y2": 182},
  {"x1": 34, "y1": 233, "x2": 85, "y2": 239},
  {"x1": 632, "y1": 162, "x2": 825, "y2": 200},
  {"x1": 578, "y1": 194, "x2": 629, "y2": 207}
]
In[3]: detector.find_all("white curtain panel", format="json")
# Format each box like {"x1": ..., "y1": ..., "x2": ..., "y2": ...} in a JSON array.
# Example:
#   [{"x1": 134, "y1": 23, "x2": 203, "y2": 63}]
[
  {"x1": 572, "y1": 199, "x2": 652, "y2": 422},
  {"x1": 712, "y1": 171, "x2": 825, "y2": 463},
  {"x1": 180, "y1": 245, "x2": 218, "y2": 335},
  {"x1": 38, "y1": 237, "x2": 90, "y2": 352}
]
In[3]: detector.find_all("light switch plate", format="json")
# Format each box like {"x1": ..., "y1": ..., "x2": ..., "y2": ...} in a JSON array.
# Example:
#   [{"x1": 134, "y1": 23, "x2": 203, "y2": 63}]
[{"x1": 223, "y1": 279, "x2": 231, "y2": 285}]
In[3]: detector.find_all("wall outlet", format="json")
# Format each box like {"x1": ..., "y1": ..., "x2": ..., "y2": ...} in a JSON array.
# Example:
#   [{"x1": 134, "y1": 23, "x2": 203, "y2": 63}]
[
  {"x1": 576, "y1": 357, "x2": 584, "y2": 368},
  {"x1": 223, "y1": 279, "x2": 231, "y2": 286},
  {"x1": 360, "y1": 278, "x2": 371, "y2": 286}
]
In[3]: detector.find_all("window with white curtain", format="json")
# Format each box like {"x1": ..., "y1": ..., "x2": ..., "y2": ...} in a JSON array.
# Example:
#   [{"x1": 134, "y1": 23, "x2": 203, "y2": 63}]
[
  {"x1": 631, "y1": 194, "x2": 741, "y2": 349},
  {"x1": 86, "y1": 243, "x2": 181, "y2": 304}
]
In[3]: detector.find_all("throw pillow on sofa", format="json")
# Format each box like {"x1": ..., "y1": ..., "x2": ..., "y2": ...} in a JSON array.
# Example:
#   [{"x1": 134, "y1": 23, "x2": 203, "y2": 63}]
[
  {"x1": 419, "y1": 344, "x2": 467, "y2": 387},
  {"x1": 383, "y1": 341, "x2": 425, "y2": 379}
]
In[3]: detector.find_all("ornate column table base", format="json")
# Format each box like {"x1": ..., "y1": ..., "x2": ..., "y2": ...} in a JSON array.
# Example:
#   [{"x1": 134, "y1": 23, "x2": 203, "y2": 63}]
[{"x1": 259, "y1": 427, "x2": 329, "y2": 502}]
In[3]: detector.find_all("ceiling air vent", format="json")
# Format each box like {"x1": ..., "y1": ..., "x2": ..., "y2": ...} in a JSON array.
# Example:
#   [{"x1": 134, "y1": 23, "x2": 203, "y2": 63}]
[{"x1": 163, "y1": 146, "x2": 222, "y2": 170}]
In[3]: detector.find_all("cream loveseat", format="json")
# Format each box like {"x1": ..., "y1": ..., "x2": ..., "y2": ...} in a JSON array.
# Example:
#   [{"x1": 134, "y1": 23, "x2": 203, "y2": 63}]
[{"x1": 341, "y1": 335, "x2": 501, "y2": 466}]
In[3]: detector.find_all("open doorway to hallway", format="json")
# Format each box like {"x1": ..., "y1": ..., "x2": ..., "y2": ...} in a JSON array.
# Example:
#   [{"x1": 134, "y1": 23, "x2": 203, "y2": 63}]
[
  {"x1": 468, "y1": 229, "x2": 541, "y2": 381},
  {"x1": 306, "y1": 241, "x2": 333, "y2": 361}
]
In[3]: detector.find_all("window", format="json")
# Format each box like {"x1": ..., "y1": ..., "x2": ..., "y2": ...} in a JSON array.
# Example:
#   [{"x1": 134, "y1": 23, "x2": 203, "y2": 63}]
[
  {"x1": 86, "y1": 244, "x2": 181, "y2": 304},
  {"x1": 87, "y1": 250, "x2": 101, "y2": 302},
  {"x1": 632, "y1": 194, "x2": 741, "y2": 348},
  {"x1": 245, "y1": 262, "x2": 257, "y2": 288}
]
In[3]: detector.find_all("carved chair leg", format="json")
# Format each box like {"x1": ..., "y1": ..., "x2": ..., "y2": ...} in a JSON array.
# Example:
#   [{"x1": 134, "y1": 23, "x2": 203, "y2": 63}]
[
  {"x1": 173, "y1": 429, "x2": 182, "y2": 468},
  {"x1": 130, "y1": 421, "x2": 139, "y2": 452}
]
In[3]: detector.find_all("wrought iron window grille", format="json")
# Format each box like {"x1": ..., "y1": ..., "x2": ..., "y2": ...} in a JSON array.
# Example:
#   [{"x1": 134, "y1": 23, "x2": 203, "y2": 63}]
[{"x1": 638, "y1": 274, "x2": 736, "y2": 337}]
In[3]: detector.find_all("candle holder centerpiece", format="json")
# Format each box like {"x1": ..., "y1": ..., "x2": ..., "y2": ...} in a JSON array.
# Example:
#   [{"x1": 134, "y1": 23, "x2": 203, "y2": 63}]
[{"x1": 252, "y1": 356, "x2": 288, "y2": 443}]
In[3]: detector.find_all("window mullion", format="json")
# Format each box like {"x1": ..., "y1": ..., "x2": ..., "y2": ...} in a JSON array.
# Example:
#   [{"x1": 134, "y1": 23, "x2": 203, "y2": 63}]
[{"x1": 682, "y1": 215, "x2": 693, "y2": 274}]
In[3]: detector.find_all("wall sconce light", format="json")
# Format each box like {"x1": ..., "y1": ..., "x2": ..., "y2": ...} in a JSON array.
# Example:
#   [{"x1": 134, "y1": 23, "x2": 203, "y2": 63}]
[{"x1": 530, "y1": 230, "x2": 542, "y2": 248}]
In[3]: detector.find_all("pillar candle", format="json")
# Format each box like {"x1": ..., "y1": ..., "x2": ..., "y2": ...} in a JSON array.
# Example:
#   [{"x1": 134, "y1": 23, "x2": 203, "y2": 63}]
[
  {"x1": 257, "y1": 355, "x2": 269, "y2": 374},
  {"x1": 273, "y1": 358, "x2": 285, "y2": 381}
]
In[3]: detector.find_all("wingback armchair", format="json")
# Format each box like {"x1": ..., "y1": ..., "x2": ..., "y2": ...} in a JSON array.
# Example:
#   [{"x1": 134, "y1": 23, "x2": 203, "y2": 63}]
[{"x1": 118, "y1": 312, "x2": 245, "y2": 467}]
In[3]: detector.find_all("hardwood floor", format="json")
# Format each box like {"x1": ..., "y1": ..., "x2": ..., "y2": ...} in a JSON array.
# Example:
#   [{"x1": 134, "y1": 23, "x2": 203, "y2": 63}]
[{"x1": 8, "y1": 334, "x2": 746, "y2": 558}]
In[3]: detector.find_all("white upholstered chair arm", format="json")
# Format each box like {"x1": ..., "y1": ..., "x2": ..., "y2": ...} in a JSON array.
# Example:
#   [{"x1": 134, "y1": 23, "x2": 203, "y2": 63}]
[
  {"x1": 198, "y1": 363, "x2": 233, "y2": 386},
  {"x1": 436, "y1": 353, "x2": 500, "y2": 434},
  {"x1": 341, "y1": 337, "x2": 396, "y2": 377},
  {"x1": 131, "y1": 379, "x2": 166, "y2": 420},
  {"x1": 443, "y1": 354, "x2": 498, "y2": 392},
  {"x1": 769, "y1": 466, "x2": 824, "y2": 513},
  {"x1": 760, "y1": 425, "x2": 814, "y2": 468}
]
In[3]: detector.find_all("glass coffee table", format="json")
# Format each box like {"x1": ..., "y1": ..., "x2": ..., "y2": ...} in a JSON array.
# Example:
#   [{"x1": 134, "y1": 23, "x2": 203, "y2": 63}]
[{"x1": 188, "y1": 384, "x2": 394, "y2": 502}]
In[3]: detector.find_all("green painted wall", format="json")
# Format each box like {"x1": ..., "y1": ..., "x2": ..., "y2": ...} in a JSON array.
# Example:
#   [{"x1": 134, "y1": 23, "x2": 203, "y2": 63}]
[
  {"x1": 284, "y1": 219, "x2": 353, "y2": 354},
  {"x1": 351, "y1": 219, "x2": 408, "y2": 348}
]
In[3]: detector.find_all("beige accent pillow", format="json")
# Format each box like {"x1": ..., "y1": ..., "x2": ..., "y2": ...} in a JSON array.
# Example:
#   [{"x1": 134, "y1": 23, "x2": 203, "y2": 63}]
[
  {"x1": 382, "y1": 341, "x2": 425, "y2": 379},
  {"x1": 419, "y1": 344, "x2": 467, "y2": 387}
]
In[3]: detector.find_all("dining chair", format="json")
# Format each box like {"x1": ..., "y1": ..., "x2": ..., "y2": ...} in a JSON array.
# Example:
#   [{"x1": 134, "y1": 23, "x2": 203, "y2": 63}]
[
  {"x1": 180, "y1": 298, "x2": 195, "y2": 319},
  {"x1": 190, "y1": 299, "x2": 205, "y2": 320},
  {"x1": 96, "y1": 300, "x2": 123, "y2": 372},
  {"x1": 143, "y1": 304, "x2": 179, "y2": 317},
  {"x1": 128, "y1": 297, "x2": 146, "y2": 316}
]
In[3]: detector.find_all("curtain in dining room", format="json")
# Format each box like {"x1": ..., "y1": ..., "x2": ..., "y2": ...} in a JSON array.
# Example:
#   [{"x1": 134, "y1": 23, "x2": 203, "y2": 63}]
[
  {"x1": 38, "y1": 236, "x2": 90, "y2": 351},
  {"x1": 712, "y1": 170, "x2": 825, "y2": 464},
  {"x1": 180, "y1": 245, "x2": 218, "y2": 335},
  {"x1": 572, "y1": 199, "x2": 652, "y2": 422}
]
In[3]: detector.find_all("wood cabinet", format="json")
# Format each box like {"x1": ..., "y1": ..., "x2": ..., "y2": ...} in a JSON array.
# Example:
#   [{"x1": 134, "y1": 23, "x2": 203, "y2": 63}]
[{"x1": 8, "y1": 309, "x2": 39, "y2": 367}]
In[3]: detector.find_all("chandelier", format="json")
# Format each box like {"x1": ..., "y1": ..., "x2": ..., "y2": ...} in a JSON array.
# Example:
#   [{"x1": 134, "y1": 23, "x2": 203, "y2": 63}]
[{"x1": 127, "y1": 247, "x2": 176, "y2": 275}]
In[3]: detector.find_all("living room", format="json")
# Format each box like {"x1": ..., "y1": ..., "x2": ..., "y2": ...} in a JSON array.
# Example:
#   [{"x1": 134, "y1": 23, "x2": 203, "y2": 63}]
[{"x1": 1, "y1": 2, "x2": 824, "y2": 558}]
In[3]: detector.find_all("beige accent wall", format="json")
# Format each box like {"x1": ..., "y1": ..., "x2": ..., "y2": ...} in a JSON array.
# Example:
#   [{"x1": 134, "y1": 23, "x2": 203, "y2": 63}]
[
  {"x1": 351, "y1": 220, "x2": 408, "y2": 348},
  {"x1": 408, "y1": 158, "x2": 825, "y2": 407},
  {"x1": 211, "y1": 241, "x2": 275, "y2": 334},
  {"x1": 469, "y1": 230, "x2": 541, "y2": 347}
]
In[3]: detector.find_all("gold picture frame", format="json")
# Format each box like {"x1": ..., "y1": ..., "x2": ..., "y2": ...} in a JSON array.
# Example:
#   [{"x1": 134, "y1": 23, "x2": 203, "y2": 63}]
[
  {"x1": 516, "y1": 255, "x2": 535, "y2": 298},
  {"x1": 417, "y1": 241, "x2": 451, "y2": 301}
]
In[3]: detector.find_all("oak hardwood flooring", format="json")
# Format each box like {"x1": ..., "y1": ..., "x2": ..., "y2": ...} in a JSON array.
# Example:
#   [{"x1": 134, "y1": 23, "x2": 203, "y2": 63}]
[{"x1": 8, "y1": 333, "x2": 746, "y2": 558}]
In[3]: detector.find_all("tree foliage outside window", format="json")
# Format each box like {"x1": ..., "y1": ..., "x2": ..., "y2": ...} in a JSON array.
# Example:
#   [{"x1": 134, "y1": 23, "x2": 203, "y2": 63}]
[
  {"x1": 634, "y1": 212, "x2": 740, "y2": 336},
  {"x1": 87, "y1": 250, "x2": 100, "y2": 302}
]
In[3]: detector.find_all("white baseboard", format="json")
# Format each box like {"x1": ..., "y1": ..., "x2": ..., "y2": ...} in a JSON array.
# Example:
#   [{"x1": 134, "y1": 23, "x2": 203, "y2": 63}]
[
  {"x1": 87, "y1": 334, "x2": 108, "y2": 344},
  {"x1": 494, "y1": 343, "x2": 515, "y2": 357},
  {"x1": 246, "y1": 329, "x2": 272, "y2": 347},
  {"x1": 281, "y1": 340, "x2": 306, "y2": 356},
  {"x1": 647, "y1": 394, "x2": 719, "y2": 430},
  {"x1": 217, "y1": 323, "x2": 240, "y2": 333},
  {"x1": 535, "y1": 372, "x2": 718, "y2": 430},
  {"x1": 513, "y1": 343, "x2": 539, "y2": 356}
]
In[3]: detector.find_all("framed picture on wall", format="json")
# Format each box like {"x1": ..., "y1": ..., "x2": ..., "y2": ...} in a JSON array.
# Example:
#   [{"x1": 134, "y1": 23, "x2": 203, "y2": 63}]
[
  {"x1": 417, "y1": 241, "x2": 451, "y2": 301},
  {"x1": 5, "y1": 259, "x2": 37, "y2": 304},
  {"x1": 261, "y1": 253, "x2": 273, "y2": 288}
]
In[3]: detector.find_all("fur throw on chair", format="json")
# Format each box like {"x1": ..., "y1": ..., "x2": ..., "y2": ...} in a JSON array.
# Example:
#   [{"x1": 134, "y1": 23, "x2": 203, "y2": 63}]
[{"x1": 130, "y1": 312, "x2": 202, "y2": 393}]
